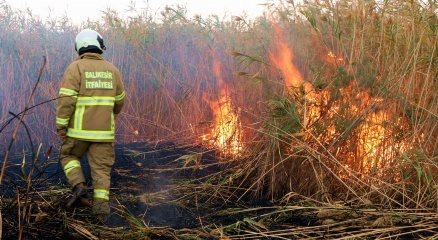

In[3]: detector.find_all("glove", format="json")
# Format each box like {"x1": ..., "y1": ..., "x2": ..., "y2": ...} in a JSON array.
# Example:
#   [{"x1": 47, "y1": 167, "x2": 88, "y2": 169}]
[{"x1": 57, "y1": 128, "x2": 67, "y2": 142}]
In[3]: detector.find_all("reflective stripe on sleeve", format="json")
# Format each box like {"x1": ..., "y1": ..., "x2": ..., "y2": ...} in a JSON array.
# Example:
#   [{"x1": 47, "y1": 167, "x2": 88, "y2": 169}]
[
  {"x1": 64, "y1": 160, "x2": 81, "y2": 175},
  {"x1": 115, "y1": 91, "x2": 125, "y2": 101},
  {"x1": 56, "y1": 117, "x2": 70, "y2": 126},
  {"x1": 111, "y1": 112, "x2": 115, "y2": 132},
  {"x1": 94, "y1": 189, "x2": 109, "y2": 200},
  {"x1": 59, "y1": 88, "x2": 78, "y2": 97},
  {"x1": 74, "y1": 106, "x2": 85, "y2": 130}
]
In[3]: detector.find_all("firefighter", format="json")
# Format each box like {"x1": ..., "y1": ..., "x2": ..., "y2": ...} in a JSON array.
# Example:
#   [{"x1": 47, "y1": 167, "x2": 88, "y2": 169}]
[{"x1": 56, "y1": 29, "x2": 125, "y2": 221}]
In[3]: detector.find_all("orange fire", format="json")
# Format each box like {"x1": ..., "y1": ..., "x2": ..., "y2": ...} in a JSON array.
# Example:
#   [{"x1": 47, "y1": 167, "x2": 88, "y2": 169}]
[
  {"x1": 202, "y1": 59, "x2": 243, "y2": 156},
  {"x1": 269, "y1": 23, "x2": 327, "y2": 128},
  {"x1": 269, "y1": 24, "x2": 305, "y2": 89},
  {"x1": 331, "y1": 83, "x2": 409, "y2": 174},
  {"x1": 269, "y1": 23, "x2": 408, "y2": 176}
]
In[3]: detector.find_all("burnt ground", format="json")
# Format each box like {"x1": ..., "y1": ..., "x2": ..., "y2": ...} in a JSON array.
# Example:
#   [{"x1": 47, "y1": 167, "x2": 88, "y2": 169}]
[
  {"x1": 110, "y1": 142, "x2": 233, "y2": 228},
  {"x1": 0, "y1": 142, "x2": 264, "y2": 239}
]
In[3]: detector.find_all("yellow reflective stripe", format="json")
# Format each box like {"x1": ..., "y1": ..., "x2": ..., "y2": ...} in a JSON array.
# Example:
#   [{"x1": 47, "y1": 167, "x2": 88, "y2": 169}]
[
  {"x1": 56, "y1": 117, "x2": 69, "y2": 126},
  {"x1": 77, "y1": 96, "x2": 115, "y2": 106},
  {"x1": 74, "y1": 106, "x2": 85, "y2": 130},
  {"x1": 67, "y1": 128, "x2": 115, "y2": 140},
  {"x1": 115, "y1": 91, "x2": 125, "y2": 101},
  {"x1": 111, "y1": 112, "x2": 115, "y2": 132},
  {"x1": 94, "y1": 189, "x2": 109, "y2": 200},
  {"x1": 78, "y1": 106, "x2": 85, "y2": 129},
  {"x1": 64, "y1": 160, "x2": 81, "y2": 175},
  {"x1": 59, "y1": 88, "x2": 78, "y2": 97}
]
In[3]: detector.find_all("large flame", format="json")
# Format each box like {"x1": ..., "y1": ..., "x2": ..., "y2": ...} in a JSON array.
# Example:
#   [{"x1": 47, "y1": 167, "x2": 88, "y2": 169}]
[
  {"x1": 332, "y1": 83, "x2": 408, "y2": 174},
  {"x1": 202, "y1": 59, "x2": 243, "y2": 156},
  {"x1": 269, "y1": 23, "x2": 326, "y2": 128},
  {"x1": 269, "y1": 23, "x2": 408, "y2": 176},
  {"x1": 269, "y1": 24, "x2": 305, "y2": 89}
]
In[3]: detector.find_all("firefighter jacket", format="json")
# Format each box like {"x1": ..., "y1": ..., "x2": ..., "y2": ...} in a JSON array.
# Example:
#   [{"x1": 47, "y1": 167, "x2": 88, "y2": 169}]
[{"x1": 56, "y1": 53, "x2": 125, "y2": 142}]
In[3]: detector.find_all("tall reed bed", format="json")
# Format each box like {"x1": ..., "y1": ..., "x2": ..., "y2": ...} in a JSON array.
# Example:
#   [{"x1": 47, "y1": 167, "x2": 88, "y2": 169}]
[
  {"x1": 233, "y1": 0, "x2": 438, "y2": 209},
  {"x1": 0, "y1": 0, "x2": 437, "y2": 208}
]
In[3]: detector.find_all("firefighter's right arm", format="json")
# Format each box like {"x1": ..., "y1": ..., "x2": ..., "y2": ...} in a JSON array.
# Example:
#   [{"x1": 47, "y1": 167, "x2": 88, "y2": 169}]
[
  {"x1": 56, "y1": 64, "x2": 80, "y2": 130},
  {"x1": 114, "y1": 69, "x2": 125, "y2": 114}
]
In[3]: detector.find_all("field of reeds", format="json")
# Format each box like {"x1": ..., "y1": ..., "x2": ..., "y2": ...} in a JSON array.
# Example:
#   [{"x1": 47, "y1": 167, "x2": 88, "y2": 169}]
[{"x1": 0, "y1": 0, "x2": 438, "y2": 239}]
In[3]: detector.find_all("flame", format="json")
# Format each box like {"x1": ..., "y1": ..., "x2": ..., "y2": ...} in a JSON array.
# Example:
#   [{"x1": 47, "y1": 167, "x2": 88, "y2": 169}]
[
  {"x1": 202, "y1": 59, "x2": 243, "y2": 156},
  {"x1": 333, "y1": 84, "x2": 408, "y2": 174},
  {"x1": 269, "y1": 23, "x2": 409, "y2": 176},
  {"x1": 358, "y1": 110, "x2": 388, "y2": 171},
  {"x1": 269, "y1": 24, "x2": 305, "y2": 89},
  {"x1": 269, "y1": 23, "x2": 327, "y2": 128}
]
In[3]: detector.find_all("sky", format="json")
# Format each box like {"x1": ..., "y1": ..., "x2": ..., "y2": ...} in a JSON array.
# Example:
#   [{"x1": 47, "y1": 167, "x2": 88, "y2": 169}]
[{"x1": 4, "y1": 0, "x2": 271, "y2": 24}]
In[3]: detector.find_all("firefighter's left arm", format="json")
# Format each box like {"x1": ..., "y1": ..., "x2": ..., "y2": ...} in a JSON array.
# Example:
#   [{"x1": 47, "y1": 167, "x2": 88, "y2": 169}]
[
  {"x1": 114, "y1": 69, "x2": 125, "y2": 114},
  {"x1": 56, "y1": 63, "x2": 80, "y2": 131}
]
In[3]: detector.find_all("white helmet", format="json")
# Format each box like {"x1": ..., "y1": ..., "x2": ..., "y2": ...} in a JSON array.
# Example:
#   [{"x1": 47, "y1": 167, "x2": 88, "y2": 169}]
[{"x1": 75, "y1": 29, "x2": 106, "y2": 54}]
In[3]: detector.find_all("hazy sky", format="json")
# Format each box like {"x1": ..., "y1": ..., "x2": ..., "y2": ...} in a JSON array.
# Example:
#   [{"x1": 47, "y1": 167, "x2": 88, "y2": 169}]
[{"x1": 5, "y1": 0, "x2": 270, "y2": 24}]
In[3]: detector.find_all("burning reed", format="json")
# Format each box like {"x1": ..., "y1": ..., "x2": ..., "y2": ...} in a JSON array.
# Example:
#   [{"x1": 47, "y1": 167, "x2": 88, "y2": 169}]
[
  {"x1": 231, "y1": 0, "x2": 438, "y2": 209},
  {"x1": 0, "y1": 0, "x2": 438, "y2": 238}
]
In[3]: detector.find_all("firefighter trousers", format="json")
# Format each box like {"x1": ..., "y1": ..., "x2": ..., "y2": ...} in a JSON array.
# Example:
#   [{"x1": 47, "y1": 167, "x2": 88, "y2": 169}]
[{"x1": 60, "y1": 137, "x2": 115, "y2": 202}]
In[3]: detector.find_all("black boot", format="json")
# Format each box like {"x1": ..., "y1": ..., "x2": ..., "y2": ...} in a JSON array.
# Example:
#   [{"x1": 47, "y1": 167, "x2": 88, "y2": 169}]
[{"x1": 66, "y1": 182, "x2": 88, "y2": 208}]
